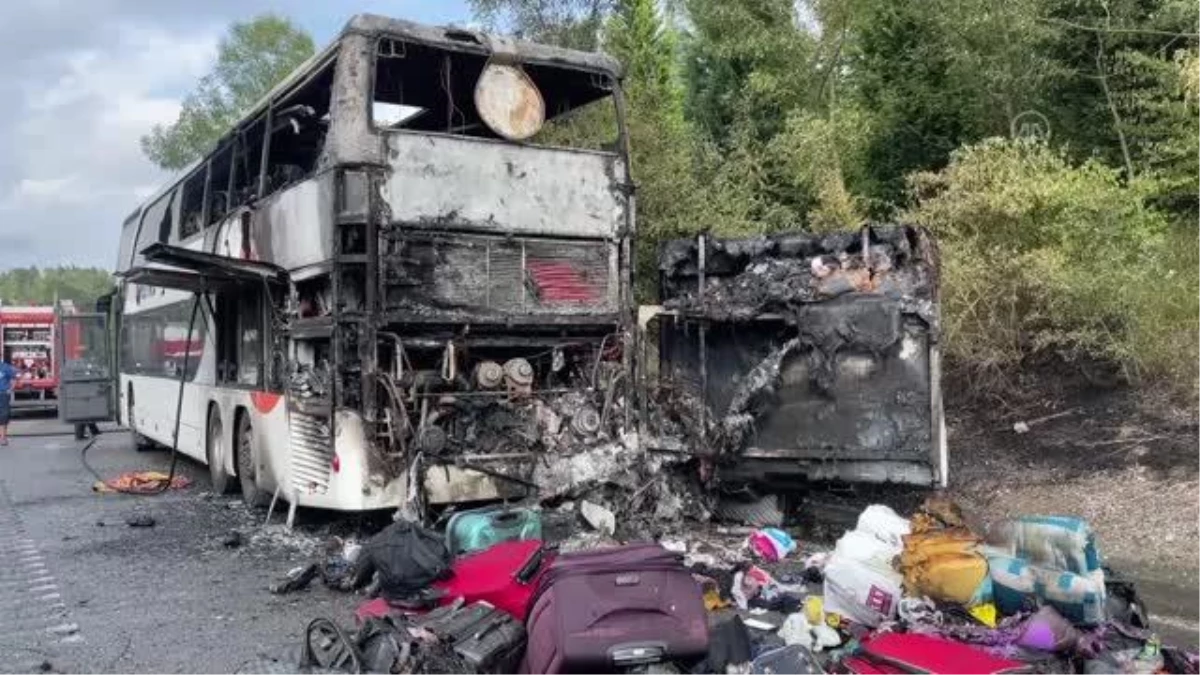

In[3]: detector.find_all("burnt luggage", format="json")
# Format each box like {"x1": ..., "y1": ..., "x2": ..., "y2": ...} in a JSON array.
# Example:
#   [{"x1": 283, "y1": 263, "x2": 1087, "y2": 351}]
[
  {"x1": 418, "y1": 599, "x2": 527, "y2": 673},
  {"x1": 349, "y1": 520, "x2": 451, "y2": 603},
  {"x1": 522, "y1": 543, "x2": 709, "y2": 674}
]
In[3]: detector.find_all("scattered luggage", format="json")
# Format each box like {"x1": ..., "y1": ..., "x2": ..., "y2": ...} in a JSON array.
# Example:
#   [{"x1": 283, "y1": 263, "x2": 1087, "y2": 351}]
[
  {"x1": 285, "y1": 502, "x2": 1196, "y2": 675},
  {"x1": 351, "y1": 521, "x2": 452, "y2": 603},
  {"x1": 419, "y1": 600, "x2": 528, "y2": 673},
  {"x1": 989, "y1": 516, "x2": 1102, "y2": 576},
  {"x1": 446, "y1": 506, "x2": 543, "y2": 558},
  {"x1": 823, "y1": 526, "x2": 905, "y2": 627},
  {"x1": 523, "y1": 543, "x2": 710, "y2": 673},
  {"x1": 899, "y1": 529, "x2": 991, "y2": 605},
  {"x1": 356, "y1": 540, "x2": 554, "y2": 626},
  {"x1": 750, "y1": 644, "x2": 822, "y2": 674},
  {"x1": 987, "y1": 552, "x2": 1107, "y2": 626},
  {"x1": 861, "y1": 632, "x2": 1032, "y2": 674},
  {"x1": 434, "y1": 539, "x2": 554, "y2": 621}
]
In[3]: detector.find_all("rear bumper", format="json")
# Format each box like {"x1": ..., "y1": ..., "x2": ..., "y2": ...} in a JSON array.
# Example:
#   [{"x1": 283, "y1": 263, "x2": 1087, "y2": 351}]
[{"x1": 10, "y1": 388, "x2": 57, "y2": 410}]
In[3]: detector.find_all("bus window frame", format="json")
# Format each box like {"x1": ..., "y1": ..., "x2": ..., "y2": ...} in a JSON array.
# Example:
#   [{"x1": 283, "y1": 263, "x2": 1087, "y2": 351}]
[{"x1": 368, "y1": 35, "x2": 624, "y2": 153}]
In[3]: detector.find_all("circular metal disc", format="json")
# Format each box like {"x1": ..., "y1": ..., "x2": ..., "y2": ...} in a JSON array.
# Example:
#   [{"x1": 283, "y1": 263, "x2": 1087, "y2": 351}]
[{"x1": 475, "y1": 62, "x2": 545, "y2": 141}]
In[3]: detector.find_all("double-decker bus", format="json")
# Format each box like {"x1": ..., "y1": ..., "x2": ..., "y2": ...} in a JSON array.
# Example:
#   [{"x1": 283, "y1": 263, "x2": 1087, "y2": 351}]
[{"x1": 83, "y1": 15, "x2": 634, "y2": 521}]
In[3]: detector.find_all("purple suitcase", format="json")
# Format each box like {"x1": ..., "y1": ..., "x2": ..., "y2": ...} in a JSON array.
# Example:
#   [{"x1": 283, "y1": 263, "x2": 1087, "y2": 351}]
[{"x1": 521, "y1": 543, "x2": 709, "y2": 673}]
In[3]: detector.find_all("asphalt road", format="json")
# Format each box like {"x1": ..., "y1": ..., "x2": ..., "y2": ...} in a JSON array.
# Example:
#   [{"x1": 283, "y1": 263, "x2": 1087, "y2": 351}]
[
  {"x1": 0, "y1": 413, "x2": 1193, "y2": 673},
  {"x1": 0, "y1": 413, "x2": 368, "y2": 674}
]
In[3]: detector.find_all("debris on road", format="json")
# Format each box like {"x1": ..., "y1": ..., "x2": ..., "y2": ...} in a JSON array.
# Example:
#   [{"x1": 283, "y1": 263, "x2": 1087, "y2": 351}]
[
  {"x1": 259, "y1": 493, "x2": 1197, "y2": 674},
  {"x1": 579, "y1": 500, "x2": 616, "y2": 536},
  {"x1": 93, "y1": 471, "x2": 191, "y2": 494},
  {"x1": 270, "y1": 563, "x2": 320, "y2": 595},
  {"x1": 125, "y1": 514, "x2": 156, "y2": 528},
  {"x1": 222, "y1": 530, "x2": 245, "y2": 548}
]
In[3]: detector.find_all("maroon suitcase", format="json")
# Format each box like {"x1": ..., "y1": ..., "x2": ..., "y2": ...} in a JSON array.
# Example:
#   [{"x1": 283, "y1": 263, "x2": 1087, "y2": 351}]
[{"x1": 522, "y1": 543, "x2": 709, "y2": 674}]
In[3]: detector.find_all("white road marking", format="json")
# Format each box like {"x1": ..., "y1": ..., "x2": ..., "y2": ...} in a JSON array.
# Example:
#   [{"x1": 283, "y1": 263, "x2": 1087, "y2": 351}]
[{"x1": 0, "y1": 480, "x2": 85, "y2": 663}]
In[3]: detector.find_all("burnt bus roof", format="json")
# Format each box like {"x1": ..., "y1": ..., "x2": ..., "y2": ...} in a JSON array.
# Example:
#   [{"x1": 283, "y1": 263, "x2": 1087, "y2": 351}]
[
  {"x1": 344, "y1": 14, "x2": 624, "y2": 80},
  {"x1": 125, "y1": 15, "x2": 623, "y2": 228}
]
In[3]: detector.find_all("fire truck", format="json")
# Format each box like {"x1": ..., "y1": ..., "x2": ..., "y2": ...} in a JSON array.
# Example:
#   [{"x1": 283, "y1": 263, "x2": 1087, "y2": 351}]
[{"x1": 0, "y1": 301, "x2": 77, "y2": 411}]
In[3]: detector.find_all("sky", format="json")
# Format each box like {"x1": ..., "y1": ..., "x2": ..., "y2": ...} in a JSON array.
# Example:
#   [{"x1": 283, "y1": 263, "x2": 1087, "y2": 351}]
[{"x1": 0, "y1": 0, "x2": 472, "y2": 271}]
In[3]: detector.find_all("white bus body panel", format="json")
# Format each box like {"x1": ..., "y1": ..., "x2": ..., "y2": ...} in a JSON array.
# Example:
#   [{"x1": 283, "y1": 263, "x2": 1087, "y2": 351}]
[{"x1": 383, "y1": 132, "x2": 627, "y2": 238}]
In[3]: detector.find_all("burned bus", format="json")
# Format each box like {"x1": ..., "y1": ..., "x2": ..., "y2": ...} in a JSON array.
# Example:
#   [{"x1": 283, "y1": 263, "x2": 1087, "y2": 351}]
[
  {"x1": 87, "y1": 16, "x2": 633, "y2": 519},
  {"x1": 642, "y1": 226, "x2": 947, "y2": 490}
]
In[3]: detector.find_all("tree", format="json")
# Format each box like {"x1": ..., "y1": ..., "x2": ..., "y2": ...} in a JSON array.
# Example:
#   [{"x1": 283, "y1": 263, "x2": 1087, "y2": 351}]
[
  {"x1": 904, "y1": 139, "x2": 1195, "y2": 393},
  {"x1": 467, "y1": 0, "x2": 615, "y2": 49},
  {"x1": 0, "y1": 268, "x2": 114, "y2": 308},
  {"x1": 140, "y1": 14, "x2": 315, "y2": 171},
  {"x1": 829, "y1": 0, "x2": 1051, "y2": 206},
  {"x1": 682, "y1": 0, "x2": 817, "y2": 147},
  {"x1": 610, "y1": 0, "x2": 704, "y2": 292},
  {"x1": 1040, "y1": 0, "x2": 1199, "y2": 218}
]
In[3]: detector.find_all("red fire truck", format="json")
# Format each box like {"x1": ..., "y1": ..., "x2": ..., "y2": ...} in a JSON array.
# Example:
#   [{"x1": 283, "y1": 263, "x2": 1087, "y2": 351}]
[{"x1": 0, "y1": 301, "x2": 77, "y2": 411}]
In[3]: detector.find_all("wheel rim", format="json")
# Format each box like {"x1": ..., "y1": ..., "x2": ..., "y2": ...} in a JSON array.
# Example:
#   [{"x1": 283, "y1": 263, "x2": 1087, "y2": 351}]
[{"x1": 210, "y1": 417, "x2": 223, "y2": 469}]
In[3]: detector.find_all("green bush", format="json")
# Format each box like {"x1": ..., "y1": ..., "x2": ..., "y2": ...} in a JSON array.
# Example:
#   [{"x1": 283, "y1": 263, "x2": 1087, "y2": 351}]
[{"x1": 904, "y1": 138, "x2": 1198, "y2": 395}]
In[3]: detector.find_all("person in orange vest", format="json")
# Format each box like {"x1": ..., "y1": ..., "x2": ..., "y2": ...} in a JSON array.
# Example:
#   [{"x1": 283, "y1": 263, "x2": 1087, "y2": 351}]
[{"x1": 0, "y1": 357, "x2": 16, "y2": 445}]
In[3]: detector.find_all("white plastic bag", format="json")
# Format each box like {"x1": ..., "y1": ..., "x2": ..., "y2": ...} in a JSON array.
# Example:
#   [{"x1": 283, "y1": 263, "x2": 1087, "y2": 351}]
[
  {"x1": 856, "y1": 504, "x2": 911, "y2": 549},
  {"x1": 778, "y1": 613, "x2": 814, "y2": 649},
  {"x1": 833, "y1": 530, "x2": 899, "y2": 574},
  {"x1": 822, "y1": 555, "x2": 903, "y2": 627}
]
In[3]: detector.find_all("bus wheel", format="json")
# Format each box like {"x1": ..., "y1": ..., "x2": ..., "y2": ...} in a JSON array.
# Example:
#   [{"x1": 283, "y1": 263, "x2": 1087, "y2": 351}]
[
  {"x1": 207, "y1": 408, "x2": 235, "y2": 495},
  {"x1": 236, "y1": 413, "x2": 269, "y2": 508}
]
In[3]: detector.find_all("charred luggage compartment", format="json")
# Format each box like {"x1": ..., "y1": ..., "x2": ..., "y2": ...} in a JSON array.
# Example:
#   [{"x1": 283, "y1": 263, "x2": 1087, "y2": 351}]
[{"x1": 650, "y1": 225, "x2": 945, "y2": 487}]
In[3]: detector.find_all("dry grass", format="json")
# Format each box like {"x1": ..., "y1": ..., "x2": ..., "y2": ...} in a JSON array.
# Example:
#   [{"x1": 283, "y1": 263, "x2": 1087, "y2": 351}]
[{"x1": 953, "y1": 465, "x2": 1199, "y2": 584}]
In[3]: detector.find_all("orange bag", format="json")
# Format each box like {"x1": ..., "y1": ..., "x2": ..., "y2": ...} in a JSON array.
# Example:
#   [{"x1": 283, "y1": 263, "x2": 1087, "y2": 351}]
[{"x1": 899, "y1": 529, "x2": 989, "y2": 605}]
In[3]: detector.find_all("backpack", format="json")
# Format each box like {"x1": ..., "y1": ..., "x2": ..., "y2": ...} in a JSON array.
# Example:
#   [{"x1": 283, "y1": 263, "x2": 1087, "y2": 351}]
[{"x1": 361, "y1": 521, "x2": 451, "y2": 602}]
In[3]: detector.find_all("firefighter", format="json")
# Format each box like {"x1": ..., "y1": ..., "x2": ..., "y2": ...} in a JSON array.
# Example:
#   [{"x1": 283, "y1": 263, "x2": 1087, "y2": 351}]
[{"x1": 0, "y1": 357, "x2": 16, "y2": 445}]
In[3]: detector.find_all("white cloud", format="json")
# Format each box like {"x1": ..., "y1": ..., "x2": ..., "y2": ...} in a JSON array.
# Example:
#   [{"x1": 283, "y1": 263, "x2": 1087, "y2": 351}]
[
  {"x1": 13, "y1": 177, "x2": 76, "y2": 201},
  {"x1": 1, "y1": 22, "x2": 220, "y2": 267},
  {"x1": 0, "y1": 0, "x2": 473, "y2": 270}
]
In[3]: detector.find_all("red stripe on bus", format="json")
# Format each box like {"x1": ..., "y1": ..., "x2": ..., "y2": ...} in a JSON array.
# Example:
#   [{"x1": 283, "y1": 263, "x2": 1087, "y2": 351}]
[{"x1": 250, "y1": 391, "x2": 282, "y2": 414}]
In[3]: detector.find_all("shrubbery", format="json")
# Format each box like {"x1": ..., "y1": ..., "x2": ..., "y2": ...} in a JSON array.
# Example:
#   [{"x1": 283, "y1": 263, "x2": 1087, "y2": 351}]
[{"x1": 904, "y1": 139, "x2": 1198, "y2": 396}]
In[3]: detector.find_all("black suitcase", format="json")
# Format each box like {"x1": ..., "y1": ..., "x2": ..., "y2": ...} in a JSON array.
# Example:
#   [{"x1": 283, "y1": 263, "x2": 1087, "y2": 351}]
[{"x1": 419, "y1": 600, "x2": 526, "y2": 672}]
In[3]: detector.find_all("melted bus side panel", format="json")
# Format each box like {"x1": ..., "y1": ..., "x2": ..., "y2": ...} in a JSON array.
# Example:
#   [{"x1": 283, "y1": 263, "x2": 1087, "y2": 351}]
[{"x1": 650, "y1": 225, "x2": 946, "y2": 487}]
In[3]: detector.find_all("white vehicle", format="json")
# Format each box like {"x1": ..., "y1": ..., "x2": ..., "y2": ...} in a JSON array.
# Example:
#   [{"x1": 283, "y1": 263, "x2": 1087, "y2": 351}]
[{"x1": 75, "y1": 15, "x2": 635, "y2": 520}]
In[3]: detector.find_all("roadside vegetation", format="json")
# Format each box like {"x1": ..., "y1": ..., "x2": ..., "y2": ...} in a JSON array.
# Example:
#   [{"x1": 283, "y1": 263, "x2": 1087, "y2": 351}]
[
  {"x1": 0, "y1": 267, "x2": 114, "y2": 309},
  {"x1": 135, "y1": 1, "x2": 1199, "y2": 398}
]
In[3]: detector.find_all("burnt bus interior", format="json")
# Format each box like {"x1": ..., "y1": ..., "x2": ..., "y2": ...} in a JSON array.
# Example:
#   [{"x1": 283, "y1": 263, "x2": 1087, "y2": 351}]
[{"x1": 283, "y1": 27, "x2": 630, "y2": 500}]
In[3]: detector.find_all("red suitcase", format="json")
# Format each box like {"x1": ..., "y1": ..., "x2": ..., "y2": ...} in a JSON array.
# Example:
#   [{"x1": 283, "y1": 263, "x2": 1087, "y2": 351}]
[
  {"x1": 355, "y1": 539, "x2": 554, "y2": 625},
  {"x1": 861, "y1": 633, "x2": 1032, "y2": 674},
  {"x1": 522, "y1": 543, "x2": 709, "y2": 674},
  {"x1": 435, "y1": 539, "x2": 553, "y2": 621}
]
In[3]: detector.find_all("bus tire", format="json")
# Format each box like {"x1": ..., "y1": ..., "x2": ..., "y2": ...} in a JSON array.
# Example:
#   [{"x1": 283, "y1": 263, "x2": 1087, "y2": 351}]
[
  {"x1": 127, "y1": 386, "x2": 154, "y2": 452},
  {"x1": 207, "y1": 407, "x2": 235, "y2": 495},
  {"x1": 236, "y1": 411, "x2": 269, "y2": 508}
]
